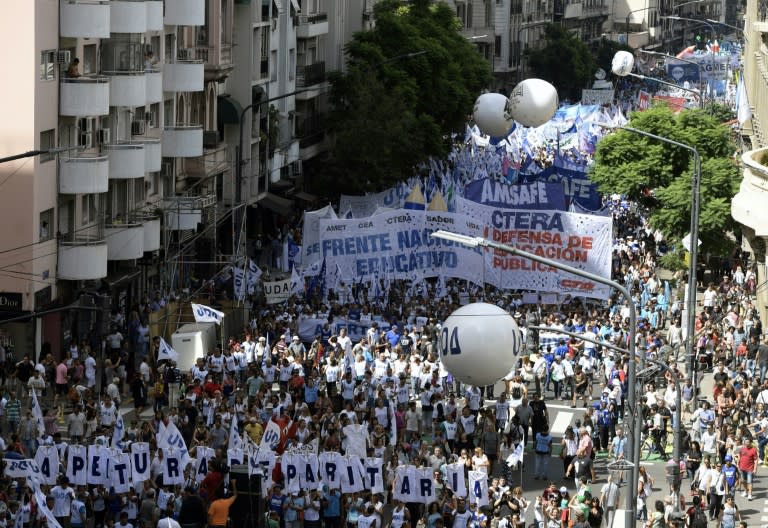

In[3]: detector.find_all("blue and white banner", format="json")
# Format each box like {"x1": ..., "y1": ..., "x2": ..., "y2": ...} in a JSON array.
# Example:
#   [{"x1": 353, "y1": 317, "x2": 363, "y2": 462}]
[
  {"x1": 191, "y1": 303, "x2": 224, "y2": 325},
  {"x1": 464, "y1": 179, "x2": 566, "y2": 210},
  {"x1": 263, "y1": 278, "x2": 292, "y2": 304},
  {"x1": 455, "y1": 198, "x2": 613, "y2": 298},
  {"x1": 301, "y1": 205, "x2": 338, "y2": 266},
  {"x1": 317, "y1": 210, "x2": 486, "y2": 285}
]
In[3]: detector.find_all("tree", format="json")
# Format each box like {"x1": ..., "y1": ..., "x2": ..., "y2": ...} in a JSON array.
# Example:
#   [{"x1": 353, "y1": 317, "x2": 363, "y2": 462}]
[
  {"x1": 590, "y1": 105, "x2": 740, "y2": 254},
  {"x1": 525, "y1": 24, "x2": 596, "y2": 102},
  {"x1": 320, "y1": 0, "x2": 492, "y2": 195}
]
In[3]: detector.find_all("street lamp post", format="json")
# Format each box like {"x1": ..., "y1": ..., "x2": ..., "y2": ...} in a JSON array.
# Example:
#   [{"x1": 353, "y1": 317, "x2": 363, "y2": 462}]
[
  {"x1": 638, "y1": 49, "x2": 707, "y2": 107},
  {"x1": 625, "y1": 6, "x2": 656, "y2": 45},
  {"x1": 429, "y1": 230, "x2": 640, "y2": 524},
  {"x1": 515, "y1": 22, "x2": 550, "y2": 83}
]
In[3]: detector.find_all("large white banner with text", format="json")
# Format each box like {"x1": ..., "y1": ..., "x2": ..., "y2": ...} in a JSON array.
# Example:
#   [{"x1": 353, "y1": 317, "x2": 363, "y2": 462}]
[{"x1": 455, "y1": 197, "x2": 612, "y2": 298}]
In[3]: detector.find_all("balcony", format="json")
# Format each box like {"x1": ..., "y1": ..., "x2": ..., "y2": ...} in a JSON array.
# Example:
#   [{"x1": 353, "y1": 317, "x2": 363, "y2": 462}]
[
  {"x1": 733, "y1": 148, "x2": 768, "y2": 237},
  {"x1": 296, "y1": 61, "x2": 326, "y2": 88},
  {"x1": 194, "y1": 46, "x2": 234, "y2": 82},
  {"x1": 106, "y1": 71, "x2": 146, "y2": 107},
  {"x1": 163, "y1": 125, "x2": 203, "y2": 157},
  {"x1": 60, "y1": 0, "x2": 110, "y2": 38},
  {"x1": 564, "y1": 3, "x2": 583, "y2": 18},
  {"x1": 187, "y1": 142, "x2": 228, "y2": 179},
  {"x1": 145, "y1": 69, "x2": 162, "y2": 103},
  {"x1": 110, "y1": 0, "x2": 148, "y2": 33},
  {"x1": 165, "y1": 195, "x2": 215, "y2": 230},
  {"x1": 165, "y1": 0, "x2": 205, "y2": 26},
  {"x1": 143, "y1": 217, "x2": 161, "y2": 251},
  {"x1": 59, "y1": 155, "x2": 109, "y2": 194},
  {"x1": 58, "y1": 234, "x2": 108, "y2": 280},
  {"x1": 163, "y1": 61, "x2": 205, "y2": 92},
  {"x1": 60, "y1": 77, "x2": 109, "y2": 117},
  {"x1": 146, "y1": 0, "x2": 163, "y2": 31},
  {"x1": 132, "y1": 137, "x2": 161, "y2": 172},
  {"x1": 105, "y1": 222, "x2": 145, "y2": 260},
  {"x1": 103, "y1": 143, "x2": 145, "y2": 179},
  {"x1": 296, "y1": 12, "x2": 329, "y2": 39}
]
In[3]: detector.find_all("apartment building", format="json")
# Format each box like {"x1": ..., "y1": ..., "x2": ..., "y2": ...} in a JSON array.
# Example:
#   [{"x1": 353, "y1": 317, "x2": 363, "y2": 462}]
[{"x1": 730, "y1": 0, "x2": 768, "y2": 327}]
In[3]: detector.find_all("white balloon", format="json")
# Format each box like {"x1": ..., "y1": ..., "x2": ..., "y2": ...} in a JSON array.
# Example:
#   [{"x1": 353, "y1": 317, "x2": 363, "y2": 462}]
[
  {"x1": 439, "y1": 302, "x2": 522, "y2": 387},
  {"x1": 611, "y1": 50, "x2": 635, "y2": 77},
  {"x1": 472, "y1": 93, "x2": 514, "y2": 137},
  {"x1": 507, "y1": 79, "x2": 559, "y2": 128}
]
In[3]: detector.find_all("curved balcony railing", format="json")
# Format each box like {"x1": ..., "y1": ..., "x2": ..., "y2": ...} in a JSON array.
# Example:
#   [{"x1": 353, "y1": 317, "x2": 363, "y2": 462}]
[{"x1": 60, "y1": 76, "x2": 109, "y2": 117}]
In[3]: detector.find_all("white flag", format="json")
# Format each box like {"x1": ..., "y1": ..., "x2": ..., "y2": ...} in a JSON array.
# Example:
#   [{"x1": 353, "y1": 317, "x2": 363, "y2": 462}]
[
  {"x1": 259, "y1": 420, "x2": 282, "y2": 452},
  {"x1": 506, "y1": 443, "x2": 524, "y2": 467},
  {"x1": 247, "y1": 259, "x2": 262, "y2": 290},
  {"x1": 158, "y1": 337, "x2": 179, "y2": 362},
  {"x1": 737, "y1": 73, "x2": 752, "y2": 125},
  {"x1": 157, "y1": 421, "x2": 190, "y2": 465},
  {"x1": 191, "y1": 303, "x2": 225, "y2": 325},
  {"x1": 290, "y1": 265, "x2": 304, "y2": 296},
  {"x1": 233, "y1": 266, "x2": 247, "y2": 301},
  {"x1": 228, "y1": 413, "x2": 243, "y2": 452},
  {"x1": 112, "y1": 412, "x2": 125, "y2": 449},
  {"x1": 30, "y1": 390, "x2": 45, "y2": 438}
]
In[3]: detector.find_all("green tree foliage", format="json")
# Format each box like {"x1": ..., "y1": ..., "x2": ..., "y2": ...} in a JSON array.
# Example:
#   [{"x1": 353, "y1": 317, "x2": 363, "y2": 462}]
[
  {"x1": 590, "y1": 106, "x2": 740, "y2": 254},
  {"x1": 526, "y1": 24, "x2": 596, "y2": 102},
  {"x1": 321, "y1": 0, "x2": 491, "y2": 195}
]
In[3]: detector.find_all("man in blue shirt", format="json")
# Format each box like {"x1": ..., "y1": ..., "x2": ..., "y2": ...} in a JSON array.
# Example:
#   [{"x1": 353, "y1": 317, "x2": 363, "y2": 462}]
[
  {"x1": 385, "y1": 325, "x2": 401, "y2": 349},
  {"x1": 322, "y1": 486, "x2": 342, "y2": 528}
]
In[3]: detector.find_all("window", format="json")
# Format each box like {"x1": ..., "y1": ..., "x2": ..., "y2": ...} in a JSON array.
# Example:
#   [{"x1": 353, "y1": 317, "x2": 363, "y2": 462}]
[
  {"x1": 149, "y1": 103, "x2": 160, "y2": 128},
  {"x1": 271, "y1": 51, "x2": 278, "y2": 81},
  {"x1": 39, "y1": 209, "x2": 54, "y2": 242},
  {"x1": 40, "y1": 50, "x2": 56, "y2": 80},
  {"x1": 83, "y1": 44, "x2": 97, "y2": 74},
  {"x1": 81, "y1": 194, "x2": 98, "y2": 226},
  {"x1": 495, "y1": 36, "x2": 501, "y2": 57},
  {"x1": 289, "y1": 48, "x2": 295, "y2": 81},
  {"x1": 77, "y1": 118, "x2": 94, "y2": 148},
  {"x1": 40, "y1": 129, "x2": 56, "y2": 163}
]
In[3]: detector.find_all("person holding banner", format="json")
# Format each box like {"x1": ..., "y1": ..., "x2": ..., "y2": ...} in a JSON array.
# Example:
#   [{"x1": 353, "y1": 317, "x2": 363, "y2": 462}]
[{"x1": 206, "y1": 479, "x2": 237, "y2": 528}]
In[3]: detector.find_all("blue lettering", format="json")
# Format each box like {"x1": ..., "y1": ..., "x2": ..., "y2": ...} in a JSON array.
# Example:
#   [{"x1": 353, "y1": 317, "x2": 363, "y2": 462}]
[
  {"x1": 114, "y1": 463, "x2": 128, "y2": 484},
  {"x1": 72, "y1": 456, "x2": 85, "y2": 474},
  {"x1": 167, "y1": 457, "x2": 180, "y2": 478},
  {"x1": 420, "y1": 478, "x2": 432, "y2": 497},
  {"x1": 325, "y1": 462, "x2": 337, "y2": 483}
]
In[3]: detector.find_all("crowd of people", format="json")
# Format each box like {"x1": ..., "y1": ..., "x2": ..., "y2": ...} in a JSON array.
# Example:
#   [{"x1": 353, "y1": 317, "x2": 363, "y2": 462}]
[{"x1": 0, "y1": 200, "x2": 762, "y2": 528}]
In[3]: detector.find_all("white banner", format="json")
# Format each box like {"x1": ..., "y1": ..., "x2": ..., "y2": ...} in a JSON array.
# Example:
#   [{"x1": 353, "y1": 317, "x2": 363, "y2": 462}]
[
  {"x1": 456, "y1": 198, "x2": 612, "y2": 298},
  {"x1": 163, "y1": 448, "x2": 185, "y2": 486},
  {"x1": 297, "y1": 317, "x2": 392, "y2": 344},
  {"x1": 393, "y1": 465, "x2": 442, "y2": 504},
  {"x1": 88, "y1": 445, "x2": 109, "y2": 485},
  {"x1": 191, "y1": 303, "x2": 224, "y2": 325},
  {"x1": 34, "y1": 446, "x2": 59, "y2": 486},
  {"x1": 581, "y1": 89, "x2": 615, "y2": 105},
  {"x1": 301, "y1": 205, "x2": 338, "y2": 266},
  {"x1": 67, "y1": 445, "x2": 87, "y2": 486},
  {"x1": 4, "y1": 459, "x2": 40, "y2": 479},
  {"x1": 195, "y1": 446, "x2": 215, "y2": 483},
  {"x1": 339, "y1": 187, "x2": 407, "y2": 220},
  {"x1": 469, "y1": 470, "x2": 489, "y2": 506},
  {"x1": 317, "y1": 210, "x2": 486, "y2": 285},
  {"x1": 131, "y1": 443, "x2": 151, "y2": 483},
  {"x1": 263, "y1": 278, "x2": 292, "y2": 304},
  {"x1": 109, "y1": 450, "x2": 132, "y2": 493},
  {"x1": 364, "y1": 458, "x2": 385, "y2": 494},
  {"x1": 446, "y1": 462, "x2": 467, "y2": 498}
]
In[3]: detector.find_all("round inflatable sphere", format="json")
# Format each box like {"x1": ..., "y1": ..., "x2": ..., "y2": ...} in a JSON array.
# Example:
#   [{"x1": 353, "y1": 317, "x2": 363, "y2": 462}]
[
  {"x1": 472, "y1": 92, "x2": 515, "y2": 137},
  {"x1": 611, "y1": 50, "x2": 635, "y2": 77},
  {"x1": 507, "y1": 79, "x2": 559, "y2": 128},
  {"x1": 439, "y1": 302, "x2": 522, "y2": 387}
]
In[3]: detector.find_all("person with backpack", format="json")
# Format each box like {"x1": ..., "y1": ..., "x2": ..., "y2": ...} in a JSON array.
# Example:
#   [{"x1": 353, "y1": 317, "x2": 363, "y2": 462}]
[{"x1": 686, "y1": 495, "x2": 708, "y2": 528}]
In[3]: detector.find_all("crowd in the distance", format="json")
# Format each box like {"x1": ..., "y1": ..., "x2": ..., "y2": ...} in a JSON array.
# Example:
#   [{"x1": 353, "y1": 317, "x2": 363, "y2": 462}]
[{"x1": 0, "y1": 202, "x2": 761, "y2": 528}]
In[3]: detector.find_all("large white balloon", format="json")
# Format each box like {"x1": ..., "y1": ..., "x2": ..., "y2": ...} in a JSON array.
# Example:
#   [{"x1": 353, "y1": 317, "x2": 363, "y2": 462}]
[
  {"x1": 507, "y1": 79, "x2": 559, "y2": 128},
  {"x1": 472, "y1": 92, "x2": 514, "y2": 137},
  {"x1": 611, "y1": 50, "x2": 635, "y2": 77},
  {"x1": 439, "y1": 302, "x2": 522, "y2": 387}
]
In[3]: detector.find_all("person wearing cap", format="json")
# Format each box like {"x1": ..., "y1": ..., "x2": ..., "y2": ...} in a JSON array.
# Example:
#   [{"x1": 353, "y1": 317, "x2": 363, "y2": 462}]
[{"x1": 288, "y1": 336, "x2": 306, "y2": 362}]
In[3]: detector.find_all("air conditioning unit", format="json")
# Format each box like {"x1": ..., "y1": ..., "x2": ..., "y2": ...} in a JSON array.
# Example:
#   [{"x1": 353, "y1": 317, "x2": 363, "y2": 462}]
[
  {"x1": 56, "y1": 50, "x2": 71, "y2": 65},
  {"x1": 131, "y1": 120, "x2": 146, "y2": 136},
  {"x1": 96, "y1": 128, "x2": 110, "y2": 145}
]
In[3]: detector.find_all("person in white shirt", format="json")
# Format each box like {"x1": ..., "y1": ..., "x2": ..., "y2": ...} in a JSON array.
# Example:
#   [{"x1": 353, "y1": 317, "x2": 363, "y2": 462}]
[{"x1": 50, "y1": 477, "x2": 76, "y2": 523}]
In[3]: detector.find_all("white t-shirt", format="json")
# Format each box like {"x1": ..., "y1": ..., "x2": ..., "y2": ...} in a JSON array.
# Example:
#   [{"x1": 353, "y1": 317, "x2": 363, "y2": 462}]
[{"x1": 50, "y1": 485, "x2": 75, "y2": 517}]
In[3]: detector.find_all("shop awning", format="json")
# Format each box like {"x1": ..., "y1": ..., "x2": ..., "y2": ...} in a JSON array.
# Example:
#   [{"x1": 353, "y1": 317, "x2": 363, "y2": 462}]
[
  {"x1": 217, "y1": 95, "x2": 244, "y2": 125},
  {"x1": 257, "y1": 192, "x2": 294, "y2": 216},
  {"x1": 294, "y1": 191, "x2": 318, "y2": 202}
]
